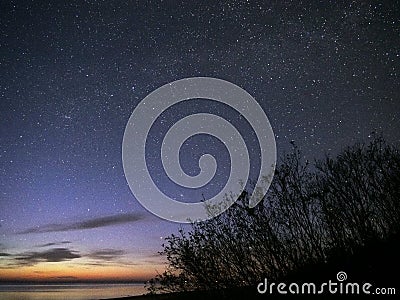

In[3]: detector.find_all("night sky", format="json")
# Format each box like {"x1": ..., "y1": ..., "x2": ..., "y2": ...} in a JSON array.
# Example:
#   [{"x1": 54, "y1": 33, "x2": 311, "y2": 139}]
[{"x1": 1, "y1": 0, "x2": 399, "y2": 282}]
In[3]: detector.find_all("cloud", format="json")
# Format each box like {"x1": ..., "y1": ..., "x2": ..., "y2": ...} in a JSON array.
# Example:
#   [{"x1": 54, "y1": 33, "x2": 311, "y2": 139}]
[
  {"x1": 87, "y1": 249, "x2": 126, "y2": 261},
  {"x1": 2, "y1": 246, "x2": 133, "y2": 268},
  {"x1": 54, "y1": 276, "x2": 78, "y2": 280},
  {"x1": 15, "y1": 248, "x2": 81, "y2": 265},
  {"x1": 18, "y1": 213, "x2": 144, "y2": 234},
  {"x1": 36, "y1": 241, "x2": 71, "y2": 247}
]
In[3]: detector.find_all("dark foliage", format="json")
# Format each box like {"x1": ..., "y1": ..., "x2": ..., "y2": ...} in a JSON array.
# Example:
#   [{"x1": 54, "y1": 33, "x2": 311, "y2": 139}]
[{"x1": 148, "y1": 137, "x2": 400, "y2": 294}]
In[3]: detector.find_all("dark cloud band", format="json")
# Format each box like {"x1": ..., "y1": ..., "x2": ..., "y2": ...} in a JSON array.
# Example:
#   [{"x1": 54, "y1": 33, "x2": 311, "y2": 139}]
[{"x1": 18, "y1": 213, "x2": 144, "y2": 234}]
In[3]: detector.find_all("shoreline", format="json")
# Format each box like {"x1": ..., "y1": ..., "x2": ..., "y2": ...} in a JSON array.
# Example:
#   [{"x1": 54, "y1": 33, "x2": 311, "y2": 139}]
[{"x1": 102, "y1": 287, "x2": 261, "y2": 300}]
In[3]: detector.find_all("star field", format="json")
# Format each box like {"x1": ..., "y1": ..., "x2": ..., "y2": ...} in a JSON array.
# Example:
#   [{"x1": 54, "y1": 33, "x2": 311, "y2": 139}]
[{"x1": 0, "y1": 0, "x2": 399, "y2": 281}]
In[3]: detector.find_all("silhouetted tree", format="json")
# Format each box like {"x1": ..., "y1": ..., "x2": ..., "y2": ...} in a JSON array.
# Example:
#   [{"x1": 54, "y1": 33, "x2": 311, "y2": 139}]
[{"x1": 148, "y1": 137, "x2": 400, "y2": 294}]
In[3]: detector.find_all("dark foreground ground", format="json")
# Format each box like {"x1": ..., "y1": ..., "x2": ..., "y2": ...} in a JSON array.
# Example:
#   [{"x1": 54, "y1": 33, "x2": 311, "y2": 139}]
[
  {"x1": 104, "y1": 285, "x2": 396, "y2": 300},
  {"x1": 106, "y1": 232, "x2": 400, "y2": 300}
]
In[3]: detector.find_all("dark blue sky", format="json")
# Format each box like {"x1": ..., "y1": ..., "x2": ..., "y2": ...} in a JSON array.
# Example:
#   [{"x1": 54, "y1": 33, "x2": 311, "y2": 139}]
[{"x1": 0, "y1": 0, "x2": 399, "y2": 281}]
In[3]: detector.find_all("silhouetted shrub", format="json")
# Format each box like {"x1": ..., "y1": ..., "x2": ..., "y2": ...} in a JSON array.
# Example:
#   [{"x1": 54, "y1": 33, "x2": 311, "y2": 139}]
[{"x1": 148, "y1": 137, "x2": 400, "y2": 293}]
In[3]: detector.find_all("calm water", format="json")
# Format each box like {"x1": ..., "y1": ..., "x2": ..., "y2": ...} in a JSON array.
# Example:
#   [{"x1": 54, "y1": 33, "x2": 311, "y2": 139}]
[{"x1": 0, "y1": 283, "x2": 147, "y2": 300}]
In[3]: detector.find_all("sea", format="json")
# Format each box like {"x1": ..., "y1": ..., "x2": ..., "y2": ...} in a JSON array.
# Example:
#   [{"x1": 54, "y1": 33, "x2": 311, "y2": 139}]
[{"x1": 0, "y1": 283, "x2": 147, "y2": 300}]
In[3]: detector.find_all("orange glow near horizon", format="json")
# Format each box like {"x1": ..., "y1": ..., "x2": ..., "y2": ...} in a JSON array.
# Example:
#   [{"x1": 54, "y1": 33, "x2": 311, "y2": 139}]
[{"x1": 0, "y1": 261, "x2": 165, "y2": 282}]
